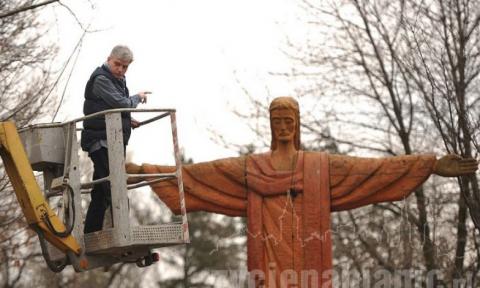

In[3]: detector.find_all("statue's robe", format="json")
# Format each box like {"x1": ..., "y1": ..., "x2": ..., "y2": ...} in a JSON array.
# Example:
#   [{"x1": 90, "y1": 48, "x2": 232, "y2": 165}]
[{"x1": 139, "y1": 151, "x2": 436, "y2": 287}]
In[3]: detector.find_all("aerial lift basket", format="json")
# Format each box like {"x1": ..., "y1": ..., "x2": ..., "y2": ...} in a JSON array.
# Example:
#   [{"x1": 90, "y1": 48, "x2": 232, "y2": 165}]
[{"x1": 0, "y1": 108, "x2": 189, "y2": 272}]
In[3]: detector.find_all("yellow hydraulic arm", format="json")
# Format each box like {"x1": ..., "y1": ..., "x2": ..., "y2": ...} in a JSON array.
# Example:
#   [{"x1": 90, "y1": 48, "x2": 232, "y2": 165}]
[{"x1": 0, "y1": 121, "x2": 81, "y2": 255}]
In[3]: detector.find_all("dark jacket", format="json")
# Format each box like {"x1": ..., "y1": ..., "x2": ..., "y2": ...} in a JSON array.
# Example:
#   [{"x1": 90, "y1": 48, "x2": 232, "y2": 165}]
[{"x1": 80, "y1": 65, "x2": 132, "y2": 151}]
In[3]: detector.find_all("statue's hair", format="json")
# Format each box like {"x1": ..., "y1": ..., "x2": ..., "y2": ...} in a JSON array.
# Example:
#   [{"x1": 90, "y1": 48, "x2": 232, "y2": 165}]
[
  {"x1": 269, "y1": 96, "x2": 300, "y2": 150},
  {"x1": 109, "y1": 45, "x2": 134, "y2": 62}
]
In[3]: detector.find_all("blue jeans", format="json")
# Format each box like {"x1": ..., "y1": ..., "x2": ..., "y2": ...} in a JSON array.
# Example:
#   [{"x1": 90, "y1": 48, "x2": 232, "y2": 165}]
[{"x1": 83, "y1": 147, "x2": 111, "y2": 233}]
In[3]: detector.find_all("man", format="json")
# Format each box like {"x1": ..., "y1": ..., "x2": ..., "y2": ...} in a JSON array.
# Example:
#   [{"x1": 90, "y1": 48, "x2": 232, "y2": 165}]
[
  {"x1": 81, "y1": 45, "x2": 150, "y2": 233},
  {"x1": 126, "y1": 97, "x2": 478, "y2": 287}
]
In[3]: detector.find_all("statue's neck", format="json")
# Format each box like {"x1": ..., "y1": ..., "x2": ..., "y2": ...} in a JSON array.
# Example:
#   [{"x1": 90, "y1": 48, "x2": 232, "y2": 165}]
[{"x1": 271, "y1": 143, "x2": 298, "y2": 171}]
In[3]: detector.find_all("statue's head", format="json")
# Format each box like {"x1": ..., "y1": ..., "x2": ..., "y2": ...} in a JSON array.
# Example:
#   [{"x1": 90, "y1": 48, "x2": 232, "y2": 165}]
[{"x1": 269, "y1": 96, "x2": 300, "y2": 150}]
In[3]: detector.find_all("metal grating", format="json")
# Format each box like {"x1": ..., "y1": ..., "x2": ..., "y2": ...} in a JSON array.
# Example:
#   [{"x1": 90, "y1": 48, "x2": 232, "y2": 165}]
[
  {"x1": 83, "y1": 224, "x2": 185, "y2": 255},
  {"x1": 84, "y1": 229, "x2": 116, "y2": 253},
  {"x1": 132, "y1": 224, "x2": 183, "y2": 244}
]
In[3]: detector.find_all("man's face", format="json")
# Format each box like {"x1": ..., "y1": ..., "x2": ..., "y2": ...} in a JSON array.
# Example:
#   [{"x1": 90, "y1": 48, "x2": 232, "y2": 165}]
[
  {"x1": 107, "y1": 56, "x2": 131, "y2": 79},
  {"x1": 271, "y1": 108, "x2": 296, "y2": 144}
]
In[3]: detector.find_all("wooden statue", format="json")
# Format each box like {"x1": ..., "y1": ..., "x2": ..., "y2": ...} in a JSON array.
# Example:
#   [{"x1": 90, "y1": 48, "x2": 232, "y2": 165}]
[{"x1": 127, "y1": 97, "x2": 478, "y2": 287}]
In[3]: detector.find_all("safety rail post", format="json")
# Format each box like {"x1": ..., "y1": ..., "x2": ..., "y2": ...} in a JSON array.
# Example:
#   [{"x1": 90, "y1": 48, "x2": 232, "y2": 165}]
[
  {"x1": 170, "y1": 111, "x2": 190, "y2": 243},
  {"x1": 43, "y1": 122, "x2": 84, "y2": 264},
  {"x1": 65, "y1": 122, "x2": 87, "y2": 270},
  {"x1": 105, "y1": 112, "x2": 130, "y2": 245}
]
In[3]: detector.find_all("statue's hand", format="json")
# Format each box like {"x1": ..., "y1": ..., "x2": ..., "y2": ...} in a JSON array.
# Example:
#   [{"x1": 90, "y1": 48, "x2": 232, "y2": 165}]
[
  {"x1": 433, "y1": 154, "x2": 479, "y2": 177},
  {"x1": 125, "y1": 162, "x2": 143, "y2": 184}
]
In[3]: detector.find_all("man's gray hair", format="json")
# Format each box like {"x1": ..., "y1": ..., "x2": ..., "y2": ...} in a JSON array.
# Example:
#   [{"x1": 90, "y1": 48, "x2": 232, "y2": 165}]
[{"x1": 110, "y1": 45, "x2": 133, "y2": 62}]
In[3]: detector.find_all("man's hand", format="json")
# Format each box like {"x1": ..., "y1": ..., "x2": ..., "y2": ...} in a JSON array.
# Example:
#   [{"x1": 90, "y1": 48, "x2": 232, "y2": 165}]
[
  {"x1": 137, "y1": 91, "x2": 151, "y2": 104},
  {"x1": 131, "y1": 119, "x2": 141, "y2": 129},
  {"x1": 433, "y1": 154, "x2": 479, "y2": 177}
]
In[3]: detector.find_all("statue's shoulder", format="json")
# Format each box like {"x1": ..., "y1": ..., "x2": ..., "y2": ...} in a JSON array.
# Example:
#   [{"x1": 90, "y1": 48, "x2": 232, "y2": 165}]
[
  {"x1": 248, "y1": 151, "x2": 270, "y2": 161},
  {"x1": 300, "y1": 152, "x2": 361, "y2": 169},
  {"x1": 184, "y1": 156, "x2": 246, "y2": 176},
  {"x1": 302, "y1": 150, "x2": 329, "y2": 156},
  {"x1": 197, "y1": 153, "x2": 271, "y2": 169},
  {"x1": 209, "y1": 156, "x2": 245, "y2": 166}
]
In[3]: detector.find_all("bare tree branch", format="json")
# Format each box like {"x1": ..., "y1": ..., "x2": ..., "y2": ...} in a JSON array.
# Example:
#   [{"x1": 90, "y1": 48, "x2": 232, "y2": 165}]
[{"x1": 0, "y1": 0, "x2": 59, "y2": 19}]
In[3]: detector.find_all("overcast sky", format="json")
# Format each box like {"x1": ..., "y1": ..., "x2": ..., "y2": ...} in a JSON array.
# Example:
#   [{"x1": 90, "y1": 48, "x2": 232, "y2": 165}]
[{"x1": 43, "y1": 0, "x2": 301, "y2": 164}]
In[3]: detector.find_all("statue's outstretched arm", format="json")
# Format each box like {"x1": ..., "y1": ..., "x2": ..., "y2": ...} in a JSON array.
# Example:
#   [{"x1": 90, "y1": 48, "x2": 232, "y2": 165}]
[
  {"x1": 330, "y1": 154, "x2": 436, "y2": 211},
  {"x1": 125, "y1": 158, "x2": 247, "y2": 216}
]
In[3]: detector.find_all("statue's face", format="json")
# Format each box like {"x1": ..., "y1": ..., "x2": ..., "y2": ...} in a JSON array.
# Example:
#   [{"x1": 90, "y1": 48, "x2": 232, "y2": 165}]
[{"x1": 271, "y1": 108, "x2": 296, "y2": 145}]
